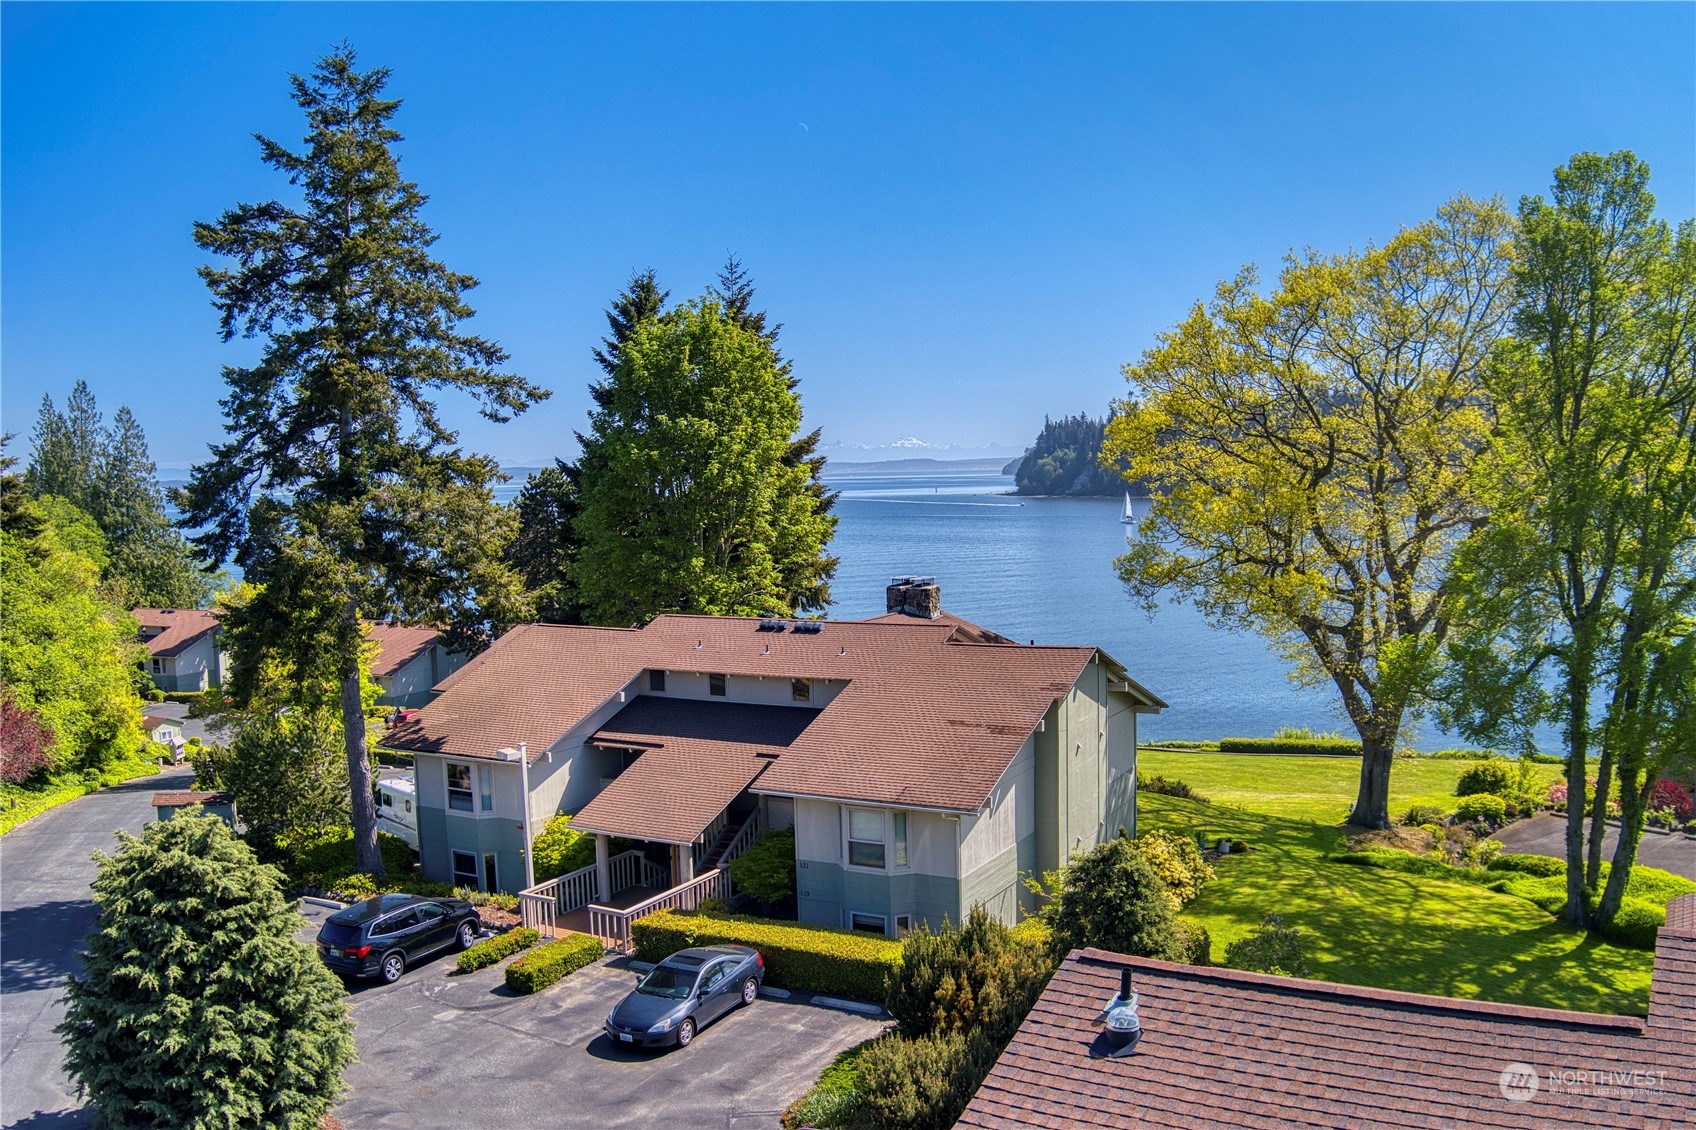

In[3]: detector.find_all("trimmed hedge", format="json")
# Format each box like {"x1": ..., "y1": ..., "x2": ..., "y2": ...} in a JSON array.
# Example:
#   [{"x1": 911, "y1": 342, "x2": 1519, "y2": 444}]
[
  {"x1": 456, "y1": 927, "x2": 539, "y2": 974},
  {"x1": 1595, "y1": 899, "x2": 1665, "y2": 950},
  {"x1": 504, "y1": 934, "x2": 605, "y2": 994},
  {"x1": 632, "y1": 911, "x2": 902, "y2": 1002},
  {"x1": 1454, "y1": 794, "x2": 1507, "y2": 824},
  {"x1": 1487, "y1": 853, "x2": 1565, "y2": 878},
  {"x1": 1218, "y1": 737, "x2": 1362, "y2": 757}
]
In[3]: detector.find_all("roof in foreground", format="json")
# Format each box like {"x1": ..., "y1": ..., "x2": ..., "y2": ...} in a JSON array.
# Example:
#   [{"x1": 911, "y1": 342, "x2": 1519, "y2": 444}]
[
  {"x1": 385, "y1": 613, "x2": 1123, "y2": 812},
  {"x1": 132, "y1": 608, "x2": 219, "y2": 656},
  {"x1": 960, "y1": 896, "x2": 1696, "y2": 1129}
]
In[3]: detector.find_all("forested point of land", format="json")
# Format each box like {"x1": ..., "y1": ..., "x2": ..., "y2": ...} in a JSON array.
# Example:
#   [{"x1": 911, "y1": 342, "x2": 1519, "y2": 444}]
[{"x1": 1007, "y1": 413, "x2": 1140, "y2": 497}]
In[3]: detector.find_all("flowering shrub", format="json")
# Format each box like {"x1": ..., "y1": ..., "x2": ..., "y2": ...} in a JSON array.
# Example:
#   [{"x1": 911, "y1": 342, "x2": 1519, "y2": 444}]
[
  {"x1": 1546, "y1": 781, "x2": 1568, "y2": 809},
  {"x1": 1648, "y1": 779, "x2": 1693, "y2": 822}
]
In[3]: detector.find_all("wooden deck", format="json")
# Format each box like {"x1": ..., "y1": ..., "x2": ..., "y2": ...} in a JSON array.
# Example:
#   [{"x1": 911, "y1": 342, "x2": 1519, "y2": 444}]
[{"x1": 548, "y1": 884, "x2": 663, "y2": 941}]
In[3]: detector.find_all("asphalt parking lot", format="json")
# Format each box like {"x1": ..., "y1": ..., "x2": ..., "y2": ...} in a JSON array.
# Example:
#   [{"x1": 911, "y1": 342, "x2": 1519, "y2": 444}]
[{"x1": 296, "y1": 903, "x2": 886, "y2": 1129}]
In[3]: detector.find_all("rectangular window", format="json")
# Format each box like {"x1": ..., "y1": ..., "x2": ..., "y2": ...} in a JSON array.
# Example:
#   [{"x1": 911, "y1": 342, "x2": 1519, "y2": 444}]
[
  {"x1": 451, "y1": 850, "x2": 478, "y2": 888},
  {"x1": 151, "y1": 658, "x2": 163, "y2": 674},
  {"x1": 447, "y1": 764, "x2": 473, "y2": 812},
  {"x1": 791, "y1": 678, "x2": 812, "y2": 703},
  {"x1": 847, "y1": 809, "x2": 886, "y2": 869},
  {"x1": 709, "y1": 673, "x2": 727, "y2": 697},
  {"x1": 379, "y1": 792, "x2": 393, "y2": 809},
  {"x1": 482, "y1": 853, "x2": 498, "y2": 893},
  {"x1": 404, "y1": 799, "x2": 412, "y2": 814},
  {"x1": 649, "y1": 669, "x2": 666, "y2": 692},
  {"x1": 477, "y1": 765, "x2": 494, "y2": 812},
  {"x1": 893, "y1": 812, "x2": 908, "y2": 869},
  {"x1": 850, "y1": 912, "x2": 887, "y2": 935},
  {"x1": 895, "y1": 914, "x2": 913, "y2": 936}
]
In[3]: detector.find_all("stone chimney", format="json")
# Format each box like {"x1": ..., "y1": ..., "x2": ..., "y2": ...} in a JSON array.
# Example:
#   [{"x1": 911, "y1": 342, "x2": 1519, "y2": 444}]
[{"x1": 886, "y1": 576, "x2": 942, "y2": 619}]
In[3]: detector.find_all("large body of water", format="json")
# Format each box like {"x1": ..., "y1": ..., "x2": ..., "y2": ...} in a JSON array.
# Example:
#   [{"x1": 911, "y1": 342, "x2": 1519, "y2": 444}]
[{"x1": 814, "y1": 469, "x2": 1451, "y2": 746}]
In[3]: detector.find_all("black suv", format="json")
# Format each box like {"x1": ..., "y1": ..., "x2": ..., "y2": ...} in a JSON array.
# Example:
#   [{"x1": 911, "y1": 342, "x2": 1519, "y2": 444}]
[{"x1": 315, "y1": 893, "x2": 482, "y2": 983}]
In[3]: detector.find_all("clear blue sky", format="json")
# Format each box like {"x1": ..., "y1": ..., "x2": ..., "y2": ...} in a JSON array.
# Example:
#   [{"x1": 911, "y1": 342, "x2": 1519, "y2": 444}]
[{"x1": 4, "y1": 3, "x2": 1692, "y2": 469}]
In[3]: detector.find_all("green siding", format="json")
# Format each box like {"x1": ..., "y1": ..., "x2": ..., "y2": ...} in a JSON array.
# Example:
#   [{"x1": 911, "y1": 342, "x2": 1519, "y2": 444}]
[
  {"x1": 961, "y1": 843, "x2": 1019, "y2": 925},
  {"x1": 1033, "y1": 702, "x2": 1062, "y2": 877},
  {"x1": 796, "y1": 859, "x2": 961, "y2": 935},
  {"x1": 427, "y1": 813, "x2": 528, "y2": 894}
]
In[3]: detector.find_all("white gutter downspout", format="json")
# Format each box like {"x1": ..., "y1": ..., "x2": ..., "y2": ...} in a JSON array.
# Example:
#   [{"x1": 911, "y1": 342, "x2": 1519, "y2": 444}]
[{"x1": 497, "y1": 742, "x2": 534, "y2": 890}]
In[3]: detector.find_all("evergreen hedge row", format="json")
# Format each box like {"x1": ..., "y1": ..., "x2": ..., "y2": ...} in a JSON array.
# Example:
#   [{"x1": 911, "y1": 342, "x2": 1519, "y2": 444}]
[
  {"x1": 631, "y1": 911, "x2": 902, "y2": 1001},
  {"x1": 1218, "y1": 737, "x2": 1363, "y2": 756},
  {"x1": 455, "y1": 926, "x2": 539, "y2": 974},
  {"x1": 504, "y1": 934, "x2": 605, "y2": 994}
]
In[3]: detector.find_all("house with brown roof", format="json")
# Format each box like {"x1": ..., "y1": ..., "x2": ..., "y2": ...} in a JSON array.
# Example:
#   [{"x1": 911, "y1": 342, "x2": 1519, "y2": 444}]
[
  {"x1": 134, "y1": 608, "x2": 226, "y2": 693},
  {"x1": 384, "y1": 579, "x2": 1165, "y2": 937},
  {"x1": 366, "y1": 623, "x2": 467, "y2": 708},
  {"x1": 959, "y1": 893, "x2": 1696, "y2": 1129}
]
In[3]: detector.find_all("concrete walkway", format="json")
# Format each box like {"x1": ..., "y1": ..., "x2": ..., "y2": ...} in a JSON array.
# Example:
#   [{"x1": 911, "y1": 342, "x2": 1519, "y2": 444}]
[
  {"x1": 0, "y1": 763, "x2": 193, "y2": 1128},
  {"x1": 1492, "y1": 813, "x2": 1696, "y2": 881}
]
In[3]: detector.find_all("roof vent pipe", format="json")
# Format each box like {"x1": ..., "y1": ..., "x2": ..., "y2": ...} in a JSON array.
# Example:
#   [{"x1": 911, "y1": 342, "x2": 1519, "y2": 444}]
[{"x1": 1095, "y1": 968, "x2": 1142, "y2": 1057}]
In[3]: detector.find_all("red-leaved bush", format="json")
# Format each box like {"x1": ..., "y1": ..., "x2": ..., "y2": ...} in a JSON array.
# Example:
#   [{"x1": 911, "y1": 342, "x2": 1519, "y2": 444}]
[
  {"x1": 1649, "y1": 779, "x2": 1694, "y2": 821},
  {"x1": 0, "y1": 689, "x2": 55, "y2": 784}
]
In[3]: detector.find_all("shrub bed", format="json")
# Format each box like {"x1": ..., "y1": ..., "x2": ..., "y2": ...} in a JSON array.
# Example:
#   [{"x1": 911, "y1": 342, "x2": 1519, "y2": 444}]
[
  {"x1": 1135, "y1": 773, "x2": 1210, "y2": 803},
  {"x1": 632, "y1": 910, "x2": 901, "y2": 1001},
  {"x1": 456, "y1": 926, "x2": 539, "y2": 974},
  {"x1": 504, "y1": 933, "x2": 605, "y2": 994},
  {"x1": 1487, "y1": 853, "x2": 1565, "y2": 877},
  {"x1": 1218, "y1": 737, "x2": 1362, "y2": 756}
]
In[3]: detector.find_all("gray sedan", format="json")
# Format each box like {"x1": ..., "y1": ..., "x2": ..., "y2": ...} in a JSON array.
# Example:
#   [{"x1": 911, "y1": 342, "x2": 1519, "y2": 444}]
[{"x1": 603, "y1": 944, "x2": 765, "y2": 1049}]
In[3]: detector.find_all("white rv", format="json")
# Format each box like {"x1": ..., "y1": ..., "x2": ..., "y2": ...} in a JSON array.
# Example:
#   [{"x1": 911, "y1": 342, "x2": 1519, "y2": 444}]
[{"x1": 376, "y1": 774, "x2": 419, "y2": 851}]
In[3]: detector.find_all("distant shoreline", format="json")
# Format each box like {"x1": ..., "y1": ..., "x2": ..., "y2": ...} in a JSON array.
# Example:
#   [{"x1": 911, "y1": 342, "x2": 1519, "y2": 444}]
[{"x1": 824, "y1": 457, "x2": 1014, "y2": 474}]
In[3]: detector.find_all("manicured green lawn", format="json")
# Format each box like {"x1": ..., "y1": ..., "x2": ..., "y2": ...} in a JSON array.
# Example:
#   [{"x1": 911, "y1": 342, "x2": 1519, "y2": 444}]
[
  {"x1": 1139, "y1": 748, "x2": 1561, "y2": 825},
  {"x1": 1140, "y1": 793, "x2": 1653, "y2": 1015}
]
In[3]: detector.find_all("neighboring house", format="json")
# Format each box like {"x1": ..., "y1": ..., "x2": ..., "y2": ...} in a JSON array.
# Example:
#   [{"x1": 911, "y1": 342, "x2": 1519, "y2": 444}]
[
  {"x1": 134, "y1": 608, "x2": 226, "y2": 693},
  {"x1": 142, "y1": 714, "x2": 184, "y2": 746},
  {"x1": 366, "y1": 623, "x2": 468, "y2": 709},
  {"x1": 384, "y1": 580, "x2": 1165, "y2": 938},
  {"x1": 959, "y1": 893, "x2": 1696, "y2": 1129},
  {"x1": 152, "y1": 791, "x2": 237, "y2": 826}
]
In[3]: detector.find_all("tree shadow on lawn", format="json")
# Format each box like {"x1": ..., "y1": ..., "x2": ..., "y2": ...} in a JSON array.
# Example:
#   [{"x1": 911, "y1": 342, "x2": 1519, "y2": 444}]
[{"x1": 1141, "y1": 795, "x2": 1653, "y2": 1015}]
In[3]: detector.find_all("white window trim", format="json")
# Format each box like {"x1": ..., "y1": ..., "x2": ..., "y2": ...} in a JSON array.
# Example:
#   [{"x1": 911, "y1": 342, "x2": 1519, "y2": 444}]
[
  {"x1": 848, "y1": 910, "x2": 889, "y2": 936},
  {"x1": 842, "y1": 807, "x2": 912, "y2": 874}
]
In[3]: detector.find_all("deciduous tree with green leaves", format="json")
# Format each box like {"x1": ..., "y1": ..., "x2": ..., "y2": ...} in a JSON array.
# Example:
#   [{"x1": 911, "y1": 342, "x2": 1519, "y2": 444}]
[
  {"x1": 182, "y1": 46, "x2": 547, "y2": 875},
  {"x1": 572, "y1": 292, "x2": 837, "y2": 623},
  {"x1": 58, "y1": 810, "x2": 354, "y2": 1129},
  {"x1": 1105, "y1": 195, "x2": 1515, "y2": 828},
  {"x1": 1442, "y1": 152, "x2": 1696, "y2": 929},
  {"x1": 1, "y1": 468, "x2": 145, "y2": 775}
]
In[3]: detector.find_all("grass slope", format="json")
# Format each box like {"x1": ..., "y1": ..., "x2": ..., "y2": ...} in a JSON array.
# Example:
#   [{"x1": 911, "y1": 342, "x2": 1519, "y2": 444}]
[
  {"x1": 1139, "y1": 749, "x2": 1561, "y2": 824},
  {"x1": 1140, "y1": 794, "x2": 1652, "y2": 1015}
]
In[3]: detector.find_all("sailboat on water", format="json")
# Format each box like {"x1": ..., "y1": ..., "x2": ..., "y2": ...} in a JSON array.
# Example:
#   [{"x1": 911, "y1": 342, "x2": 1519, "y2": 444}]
[{"x1": 1120, "y1": 491, "x2": 1136, "y2": 525}]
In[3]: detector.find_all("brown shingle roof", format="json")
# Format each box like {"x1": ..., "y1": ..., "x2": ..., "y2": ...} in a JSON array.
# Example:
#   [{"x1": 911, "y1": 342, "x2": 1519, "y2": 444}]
[
  {"x1": 1649, "y1": 892, "x2": 1696, "y2": 1033},
  {"x1": 573, "y1": 699, "x2": 813, "y2": 843},
  {"x1": 365, "y1": 623, "x2": 441, "y2": 678},
  {"x1": 152, "y1": 791, "x2": 233, "y2": 807},
  {"x1": 862, "y1": 608, "x2": 1023, "y2": 646},
  {"x1": 384, "y1": 614, "x2": 1109, "y2": 812},
  {"x1": 959, "y1": 912, "x2": 1696, "y2": 1130},
  {"x1": 133, "y1": 608, "x2": 218, "y2": 657}
]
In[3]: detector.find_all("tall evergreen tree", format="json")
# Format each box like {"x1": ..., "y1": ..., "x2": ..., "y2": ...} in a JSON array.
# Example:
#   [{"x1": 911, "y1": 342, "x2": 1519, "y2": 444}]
[
  {"x1": 507, "y1": 459, "x2": 583, "y2": 625},
  {"x1": 591, "y1": 267, "x2": 669, "y2": 383},
  {"x1": 25, "y1": 386, "x2": 212, "y2": 608},
  {"x1": 182, "y1": 46, "x2": 547, "y2": 875},
  {"x1": 572, "y1": 294, "x2": 837, "y2": 623},
  {"x1": 58, "y1": 811, "x2": 354, "y2": 1129}
]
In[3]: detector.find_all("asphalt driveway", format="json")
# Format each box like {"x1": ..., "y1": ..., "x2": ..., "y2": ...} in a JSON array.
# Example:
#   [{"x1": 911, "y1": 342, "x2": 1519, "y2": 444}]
[
  {"x1": 294, "y1": 903, "x2": 885, "y2": 1129},
  {"x1": 1492, "y1": 814, "x2": 1696, "y2": 881},
  {"x1": 1, "y1": 762, "x2": 195, "y2": 1128}
]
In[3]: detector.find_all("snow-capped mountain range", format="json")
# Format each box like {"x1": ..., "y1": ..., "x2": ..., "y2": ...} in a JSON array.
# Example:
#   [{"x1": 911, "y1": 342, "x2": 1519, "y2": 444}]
[{"x1": 820, "y1": 436, "x2": 1025, "y2": 461}]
